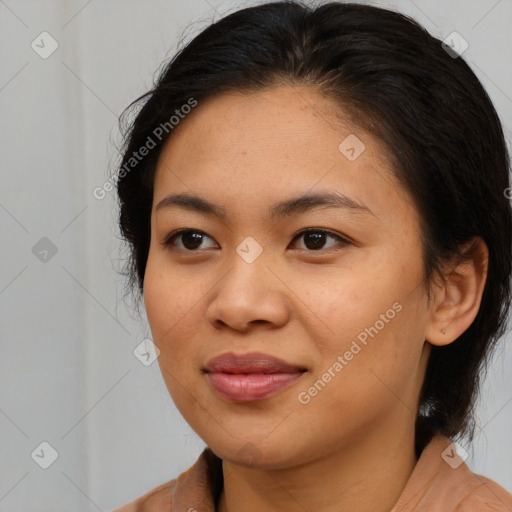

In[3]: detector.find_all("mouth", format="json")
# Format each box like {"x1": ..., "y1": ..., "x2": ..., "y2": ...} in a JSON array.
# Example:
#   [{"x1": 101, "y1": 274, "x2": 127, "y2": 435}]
[{"x1": 203, "y1": 352, "x2": 307, "y2": 402}]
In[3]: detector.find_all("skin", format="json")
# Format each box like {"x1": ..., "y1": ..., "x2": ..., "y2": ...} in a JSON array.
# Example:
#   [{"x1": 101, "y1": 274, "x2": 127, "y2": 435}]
[{"x1": 143, "y1": 84, "x2": 488, "y2": 512}]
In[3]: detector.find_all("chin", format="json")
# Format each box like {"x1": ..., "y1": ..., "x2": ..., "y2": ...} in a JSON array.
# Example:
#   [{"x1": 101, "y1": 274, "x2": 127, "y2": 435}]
[{"x1": 206, "y1": 435, "x2": 309, "y2": 470}]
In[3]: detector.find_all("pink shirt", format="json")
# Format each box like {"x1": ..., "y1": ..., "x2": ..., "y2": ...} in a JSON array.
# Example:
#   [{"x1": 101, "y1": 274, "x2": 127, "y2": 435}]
[{"x1": 111, "y1": 435, "x2": 512, "y2": 511}]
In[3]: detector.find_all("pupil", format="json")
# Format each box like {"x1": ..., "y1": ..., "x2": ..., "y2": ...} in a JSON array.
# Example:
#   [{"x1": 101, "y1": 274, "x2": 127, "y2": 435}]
[
  {"x1": 304, "y1": 232, "x2": 325, "y2": 250},
  {"x1": 183, "y1": 232, "x2": 203, "y2": 249}
]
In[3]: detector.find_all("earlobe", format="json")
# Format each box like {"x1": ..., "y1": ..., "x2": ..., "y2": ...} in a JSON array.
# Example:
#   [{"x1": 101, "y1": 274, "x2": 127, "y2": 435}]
[{"x1": 425, "y1": 237, "x2": 489, "y2": 347}]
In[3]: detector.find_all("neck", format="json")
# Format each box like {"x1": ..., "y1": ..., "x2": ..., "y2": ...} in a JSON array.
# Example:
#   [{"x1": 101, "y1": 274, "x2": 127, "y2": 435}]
[{"x1": 217, "y1": 415, "x2": 418, "y2": 512}]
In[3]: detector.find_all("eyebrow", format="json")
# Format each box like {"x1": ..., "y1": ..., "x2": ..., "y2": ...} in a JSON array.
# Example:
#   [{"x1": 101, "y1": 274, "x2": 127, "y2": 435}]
[{"x1": 155, "y1": 191, "x2": 375, "y2": 220}]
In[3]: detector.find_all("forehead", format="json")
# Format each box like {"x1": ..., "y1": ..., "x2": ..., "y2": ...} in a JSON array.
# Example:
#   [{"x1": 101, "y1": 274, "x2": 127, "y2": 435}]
[
  {"x1": 159, "y1": 86, "x2": 362, "y2": 155},
  {"x1": 152, "y1": 85, "x2": 408, "y2": 218}
]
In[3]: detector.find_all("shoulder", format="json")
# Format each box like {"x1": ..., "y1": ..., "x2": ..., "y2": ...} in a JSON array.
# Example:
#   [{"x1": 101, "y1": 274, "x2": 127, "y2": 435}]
[
  {"x1": 455, "y1": 474, "x2": 512, "y2": 512},
  {"x1": 392, "y1": 436, "x2": 512, "y2": 512},
  {"x1": 109, "y1": 478, "x2": 176, "y2": 512}
]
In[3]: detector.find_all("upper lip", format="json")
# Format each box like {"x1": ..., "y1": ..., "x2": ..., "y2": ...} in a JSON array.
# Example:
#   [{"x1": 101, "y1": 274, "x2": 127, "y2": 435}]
[{"x1": 204, "y1": 352, "x2": 306, "y2": 374}]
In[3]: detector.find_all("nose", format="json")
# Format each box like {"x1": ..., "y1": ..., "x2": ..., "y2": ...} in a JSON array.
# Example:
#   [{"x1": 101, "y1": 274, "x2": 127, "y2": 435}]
[{"x1": 205, "y1": 252, "x2": 291, "y2": 332}]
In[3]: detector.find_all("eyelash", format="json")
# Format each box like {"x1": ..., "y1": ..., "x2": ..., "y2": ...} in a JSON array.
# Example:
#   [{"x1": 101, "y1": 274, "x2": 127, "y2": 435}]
[{"x1": 162, "y1": 228, "x2": 351, "y2": 253}]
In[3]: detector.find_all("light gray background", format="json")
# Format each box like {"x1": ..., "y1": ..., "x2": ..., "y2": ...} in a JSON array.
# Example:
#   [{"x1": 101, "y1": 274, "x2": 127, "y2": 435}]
[{"x1": 0, "y1": 0, "x2": 511, "y2": 511}]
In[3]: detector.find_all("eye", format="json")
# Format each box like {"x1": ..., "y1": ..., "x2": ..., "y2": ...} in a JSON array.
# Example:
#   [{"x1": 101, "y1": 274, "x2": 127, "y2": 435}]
[
  {"x1": 163, "y1": 228, "x2": 350, "y2": 253},
  {"x1": 163, "y1": 229, "x2": 217, "y2": 252},
  {"x1": 289, "y1": 228, "x2": 351, "y2": 252}
]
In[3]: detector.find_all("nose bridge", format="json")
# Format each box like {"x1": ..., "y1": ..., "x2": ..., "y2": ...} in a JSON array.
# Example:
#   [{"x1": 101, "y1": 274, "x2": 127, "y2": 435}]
[
  {"x1": 235, "y1": 235, "x2": 265, "y2": 265},
  {"x1": 222, "y1": 234, "x2": 271, "y2": 298}
]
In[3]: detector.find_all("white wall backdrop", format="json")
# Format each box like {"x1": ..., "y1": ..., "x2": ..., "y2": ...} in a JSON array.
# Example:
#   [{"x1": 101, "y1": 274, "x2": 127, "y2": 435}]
[{"x1": 0, "y1": 0, "x2": 511, "y2": 511}]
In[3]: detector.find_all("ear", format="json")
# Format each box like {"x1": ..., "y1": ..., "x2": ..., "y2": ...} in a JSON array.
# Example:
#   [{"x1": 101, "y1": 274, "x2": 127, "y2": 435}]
[{"x1": 425, "y1": 236, "x2": 489, "y2": 346}]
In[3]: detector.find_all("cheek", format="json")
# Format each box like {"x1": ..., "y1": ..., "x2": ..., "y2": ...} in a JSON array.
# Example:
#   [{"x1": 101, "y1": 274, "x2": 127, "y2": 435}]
[
  {"x1": 143, "y1": 267, "x2": 200, "y2": 406},
  {"x1": 143, "y1": 256, "x2": 196, "y2": 336},
  {"x1": 305, "y1": 259, "x2": 426, "y2": 387},
  {"x1": 143, "y1": 259, "x2": 206, "y2": 379},
  {"x1": 143, "y1": 273, "x2": 170, "y2": 338}
]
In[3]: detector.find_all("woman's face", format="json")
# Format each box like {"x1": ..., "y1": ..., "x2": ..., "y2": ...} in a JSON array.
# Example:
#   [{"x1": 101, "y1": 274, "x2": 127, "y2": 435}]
[{"x1": 143, "y1": 85, "x2": 433, "y2": 468}]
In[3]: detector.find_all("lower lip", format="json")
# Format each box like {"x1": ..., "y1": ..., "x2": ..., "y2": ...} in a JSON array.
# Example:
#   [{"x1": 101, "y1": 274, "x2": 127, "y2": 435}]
[{"x1": 205, "y1": 371, "x2": 305, "y2": 402}]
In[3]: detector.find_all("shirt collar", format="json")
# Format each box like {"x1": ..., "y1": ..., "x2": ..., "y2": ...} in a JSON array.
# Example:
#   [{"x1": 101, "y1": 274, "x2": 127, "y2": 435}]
[{"x1": 170, "y1": 435, "x2": 503, "y2": 512}]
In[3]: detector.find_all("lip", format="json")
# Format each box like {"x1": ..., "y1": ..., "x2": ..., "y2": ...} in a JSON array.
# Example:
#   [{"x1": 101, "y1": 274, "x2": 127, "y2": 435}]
[
  {"x1": 203, "y1": 352, "x2": 307, "y2": 402},
  {"x1": 204, "y1": 352, "x2": 306, "y2": 374}
]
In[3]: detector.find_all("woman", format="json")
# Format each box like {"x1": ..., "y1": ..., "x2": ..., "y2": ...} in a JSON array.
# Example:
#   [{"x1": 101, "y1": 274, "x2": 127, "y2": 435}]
[{"x1": 111, "y1": 1, "x2": 512, "y2": 510}]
